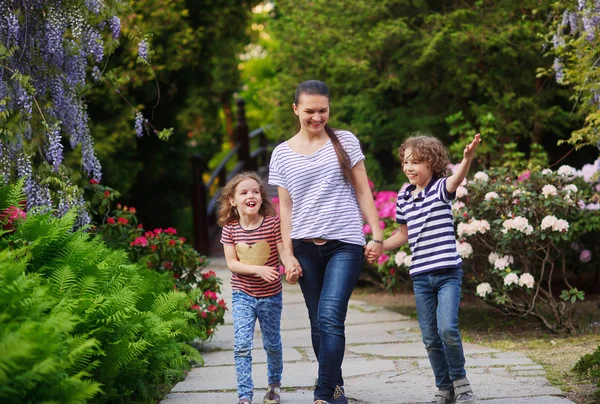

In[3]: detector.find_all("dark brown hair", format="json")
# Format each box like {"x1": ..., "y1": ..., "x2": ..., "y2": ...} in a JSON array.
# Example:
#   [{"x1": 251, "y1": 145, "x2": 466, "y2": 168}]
[
  {"x1": 217, "y1": 171, "x2": 275, "y2": 227},
  {"x1": 398, "y1": 134, "x2": 451, "y2": 178},
  {"x1": 294, "y1": 80, "x2": 355, "y2": 186}
]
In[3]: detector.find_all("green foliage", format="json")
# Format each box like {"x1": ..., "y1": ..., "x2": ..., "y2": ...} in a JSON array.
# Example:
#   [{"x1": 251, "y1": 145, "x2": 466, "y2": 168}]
[
  {"x1": 0, "y1": 181, "x2": 206, "y2": 403},
  {"x1": 87, "y1": 0, "x2": 261, "y2": 236},
  {"x1": 573, "y1": 344, "x2": 600, "y2": 401},
  {"x1": 252, "y1": 0, "x2": 576, "y2": 188}
]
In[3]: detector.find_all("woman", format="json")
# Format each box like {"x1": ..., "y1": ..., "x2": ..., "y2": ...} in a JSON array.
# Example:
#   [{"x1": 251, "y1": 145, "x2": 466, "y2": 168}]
[{"x1": 268, "y1": 80, "x2": 384, "y2": 404}]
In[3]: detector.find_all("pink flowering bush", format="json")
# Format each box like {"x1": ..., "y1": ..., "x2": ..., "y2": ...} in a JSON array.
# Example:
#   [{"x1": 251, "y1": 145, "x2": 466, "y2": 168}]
[
  {"x1": 457, "y1": 164, "x2": 600, "y2": 333},
  {"x1": 86, "y1": 181, "x2": 226, "y2": 338}
]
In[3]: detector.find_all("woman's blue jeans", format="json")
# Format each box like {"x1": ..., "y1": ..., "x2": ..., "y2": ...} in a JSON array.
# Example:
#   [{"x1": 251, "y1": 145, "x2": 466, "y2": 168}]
[
  {"x1": 293, "y1": 240, "x2": 364, "y2": 402},
  {"x1": 232, "y1": 290, "x2": 283, "y2": 401},
  {"x1": 412, "y1": 268, "x2": 467, "y2": 391}
]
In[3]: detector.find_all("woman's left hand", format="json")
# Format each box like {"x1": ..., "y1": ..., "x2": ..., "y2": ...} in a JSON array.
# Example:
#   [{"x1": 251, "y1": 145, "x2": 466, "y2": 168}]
[{"x1": 364, "y1": 240, "x2": 383, "y2": 263}]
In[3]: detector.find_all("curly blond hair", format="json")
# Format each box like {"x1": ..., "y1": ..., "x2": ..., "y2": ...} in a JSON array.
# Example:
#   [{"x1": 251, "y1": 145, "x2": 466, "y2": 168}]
[
  {"x1": 398, "y1": 134, "x2": 451, "y2": 179},
  {"x1": 217, "y1": 171, "x2": 276, "y2": 227}
]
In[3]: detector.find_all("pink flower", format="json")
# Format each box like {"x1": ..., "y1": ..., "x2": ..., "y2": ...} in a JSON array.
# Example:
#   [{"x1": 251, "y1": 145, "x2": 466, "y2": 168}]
[
  {"x1": 164, "y1": 227, "x2": 177, "y2": 235},
  {"x1": 271, "y1": 196, "x2": 279, "y2": 204},
  {"x1": 580, "y1": 249, "x2": 592, "y2": 263},
  {"x1": 363, "y1": 223, "x2": 372, "y2": 234},
  {"x1": 379, "y1": 220, "x2": 386, "y2": 230},
  {"x1": 518, "y1": 170, "x2": 531, "y2": 182},
  {"x1": 378, "y1": 254, "x2": 389, "y2": 264},
  {"x1": 389, "y1": 268, "x2": 396, "y2": 276},
  {"x1": 130, "y1": 236, "x2": 148, "y2": 247}
]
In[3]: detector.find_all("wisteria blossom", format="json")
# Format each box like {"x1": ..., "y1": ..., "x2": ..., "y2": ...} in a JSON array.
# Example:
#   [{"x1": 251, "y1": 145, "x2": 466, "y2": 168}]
[
  {"x1": 456, "y1": 240, "x2": 473, "y2": 258},
  {"x1": 501, "y1": 216, "x2": 533, "y2": 235},
  {"x1": 485, "y1": 191, "x2": 499, "y2": 201},
  {"x1": 540, "y1": 215, "x2": 570, "y2": 232},
  {"x1": 518, "y1": 273, "x2": 535, "y2": 288},
  {"x1": 476, "y1": 282, "x2": 492, "y2": 298},
  {"x1": 542, "y1": 184, "x2": 558, "y2": 198},
  {"x1": 473, "y1": 171, "x2": 489, "y2": 182},
  {"x1": 504, "y1": 273, "x2": 520, "y2": 286}
]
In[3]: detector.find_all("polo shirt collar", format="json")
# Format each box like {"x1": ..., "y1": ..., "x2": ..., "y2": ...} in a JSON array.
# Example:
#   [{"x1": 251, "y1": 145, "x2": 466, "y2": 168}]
[{"x1": 405, "y1": 176, "x2": 438, "y2": 200}]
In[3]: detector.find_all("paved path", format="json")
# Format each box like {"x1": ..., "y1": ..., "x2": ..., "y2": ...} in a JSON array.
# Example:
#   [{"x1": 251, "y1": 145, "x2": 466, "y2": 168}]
[{"x1": 163, "y1": 257, "x2": 573, "y2": 404}]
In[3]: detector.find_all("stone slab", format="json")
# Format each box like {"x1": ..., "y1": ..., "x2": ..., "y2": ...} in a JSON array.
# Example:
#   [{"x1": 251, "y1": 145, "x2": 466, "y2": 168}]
[
  {"x1": 348, "y1": 341, "x2": 499, "y2": 358},
  {"x1": 198, "y1": 347, "x2": 304, "y2": 367}
]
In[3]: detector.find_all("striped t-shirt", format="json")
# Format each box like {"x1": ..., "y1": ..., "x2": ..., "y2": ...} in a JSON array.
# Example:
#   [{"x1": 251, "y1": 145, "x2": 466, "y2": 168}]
[
  {"x1": 220, "y1": 215, "x2": 282, "y2": 298},
  {"x1": 396, "y1": 177, "x2": 462, "y2": 277},
  {"x1": 269, "y1": 130, "x2": 366, "y2": 246}
]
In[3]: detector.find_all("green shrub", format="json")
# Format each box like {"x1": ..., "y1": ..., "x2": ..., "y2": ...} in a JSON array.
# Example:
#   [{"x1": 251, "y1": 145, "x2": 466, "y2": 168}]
[
  {"x1": 0, "y1": 182, "x2": 204, "y2": 403},
  {"x1": 573, "y1": 344, "x2": 600, "y2": 401}
]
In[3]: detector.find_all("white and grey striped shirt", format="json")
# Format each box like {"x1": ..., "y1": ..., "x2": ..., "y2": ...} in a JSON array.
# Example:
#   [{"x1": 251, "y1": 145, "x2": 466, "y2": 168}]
[
  {"x1": 269, "y1": 130, "x2": 366, "y2": 246},
  {"x1": 396, "y1": 177, "x2": 462, "y2": 277}
]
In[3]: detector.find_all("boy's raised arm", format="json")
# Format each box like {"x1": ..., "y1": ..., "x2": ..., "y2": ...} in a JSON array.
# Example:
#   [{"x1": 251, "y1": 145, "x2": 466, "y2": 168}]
[{"x1": 446, "y1": 133, "x2": 481, "y2": 194}]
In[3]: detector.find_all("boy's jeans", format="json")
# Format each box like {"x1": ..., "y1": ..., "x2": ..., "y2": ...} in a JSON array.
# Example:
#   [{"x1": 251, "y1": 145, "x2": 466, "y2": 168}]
[
  {"x1": 232, "y1": 290, "x2": 283, "y2": 401},
  {"x1": 293, "y1": 240, "x2": 363, "y2": 402},
  {"x1": 412, "y1": 268, "x2": 467, "y2": 391}
]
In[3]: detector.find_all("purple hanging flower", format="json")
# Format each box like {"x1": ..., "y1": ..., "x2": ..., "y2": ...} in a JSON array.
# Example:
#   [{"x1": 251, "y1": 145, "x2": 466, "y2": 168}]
[
  {"x1": 45, "y1": 124, "x2": 64, "y2": 172},
  {"x1": 108, "y1": 16, "x2": 121, "y2": 39},
  {"x1": 135, "y1": 112, "x2": 145, "y2": 137},
  {"x1": 138, "y1": 40, "x2": 149, "y2": 62},
  {"x1": 554, "y1": 58, "x2": 564, "y2": 83}
]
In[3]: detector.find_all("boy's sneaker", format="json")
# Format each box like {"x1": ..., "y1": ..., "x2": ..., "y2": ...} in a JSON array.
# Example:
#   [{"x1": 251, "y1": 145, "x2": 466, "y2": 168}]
[
  {"x1": 453, "y1": 378, "x2": 476, "y2": 403},
  {"x1": 238, "y1": 398, "x2": 252, "y2": 404},
  {"x1": 430, "y1": 389, "x2": 454, "y2": 404},
  {"x1": 332, "y1": 385, "x2": 348, "y2": 404},
  {"x1": 263, "y1": 384, "x2": 280, "y2": 404},
  {"x1": 314, "y1": 401, "x2": 330, "y2": 404}
]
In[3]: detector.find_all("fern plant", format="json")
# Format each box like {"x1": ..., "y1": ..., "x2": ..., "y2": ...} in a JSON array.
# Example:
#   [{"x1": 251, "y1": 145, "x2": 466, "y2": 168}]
[{"x1": 0, "y1": 181, "x2": 204, "y2": 403}]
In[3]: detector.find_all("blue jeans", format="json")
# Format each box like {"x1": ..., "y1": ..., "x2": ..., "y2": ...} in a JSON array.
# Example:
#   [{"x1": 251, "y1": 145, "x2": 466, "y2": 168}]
[
  {"x1": 293, "y1": 240, "x2": 364, "y2": 402},
  {"x1": 232, "y1": 290, "x2": 283, "y2": 401},
  {"x1": 412, "y1": 268, "x2": 467, "y2": 390}
]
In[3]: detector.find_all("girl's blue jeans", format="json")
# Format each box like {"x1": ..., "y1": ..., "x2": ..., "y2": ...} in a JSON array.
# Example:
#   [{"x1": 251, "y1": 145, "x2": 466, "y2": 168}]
[
  {"x1": 412, "y1": 268, "x2": 467, "y2": 391},
  {"x1": 293, "y1": 239, "x2": 363, "y2": 402},
  {"x1": 232, "y1": 290, "x2": 283, "y2": 401}
]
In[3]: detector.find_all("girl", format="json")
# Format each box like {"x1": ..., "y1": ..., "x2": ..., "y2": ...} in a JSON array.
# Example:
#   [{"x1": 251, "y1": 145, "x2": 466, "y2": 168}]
[
  {"x1": 374, "y1": 134, "x2": 480, "y2": 404},
  {"x1": 268, "y1": 80, "x2": 384, "y2": 404},
  {"x1": 218, "y1": 171, "x2": 300, "y2": 404}
]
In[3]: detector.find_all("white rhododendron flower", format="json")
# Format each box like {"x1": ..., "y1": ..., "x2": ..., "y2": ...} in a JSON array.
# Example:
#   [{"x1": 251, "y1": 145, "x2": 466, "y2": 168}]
[
  {"x1": 541, "y1": 168, "x2": 553, "y2": 175},
  {"x1": 563, "y1": 184, "x2": 578, "y2": 194},
  {"x1": 473, "y1": 171, "x2": 489, "y2": 182},
  {"x1": 504, "y1": 273, "x2": 519, "y2": 286},
  {"x1": 456, "y1": 240, "x2": 473, "y2": 258},
  {"x1": 542, "y1": 184, "x2": 557, "y2": 198},
  {"x1": 519, "y1": 273, "x2": 535, "y2": 288},
  {"x1": 501, "y1": 216, "x2": 533, "y2": 235},
  {"x1": 494, "y1": 255, "x2": 514, "y2": 270},
  {"x1": 476, "y1": 283, "x2": 492, "y2": 297},
  {"x1": 394, "y1": 251, "x2": 407, "y2": 266},
  {"x1": 452, "y1": 201, "x2": 465, "y2": 211},
  {"x1": 456, "y1": 186, "x2": 468, "y2": 199},
  {"x1": 557, "y1": 165, "x2": 576, "y2": 177},
  {"x1": 485, "y1": 192, "x2": 499, "y2": 201},
  {"x1": 457, "y1": 219, "x2": 490, "y2": 237},
  {"x1": 540, "y1": 215, "x2": 569, "y2": 232},
  {"x1": 512, "y1": 189, "x2": 523, "y2": 197},
  {"x1": 404, "y1": 255, "x2": 412, "y2": 267},
  {"x1": 488, "y1": 252, "x2": 500, "y2": 265}
]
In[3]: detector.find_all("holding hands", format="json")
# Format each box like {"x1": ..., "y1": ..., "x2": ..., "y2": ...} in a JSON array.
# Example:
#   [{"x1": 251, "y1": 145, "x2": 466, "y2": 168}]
[
  {"x1": 282, "y1": 253, "x2": 303, "y2": 284},
  {"x1": 365, "y1": 239, "x2": 384, "y2": 264}
]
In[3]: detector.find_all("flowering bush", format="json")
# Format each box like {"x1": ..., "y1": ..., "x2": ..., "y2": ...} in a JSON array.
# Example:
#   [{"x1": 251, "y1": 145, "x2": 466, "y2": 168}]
[
  {"x1": 362, "y1": 185, "x2": 413, "y2": 291},
  {"x1": 86, "y1": 181, "x2": 226, "y2": 337},
  {"x1": 457, "y1": 162, "x2": 600, "y2": 333}
]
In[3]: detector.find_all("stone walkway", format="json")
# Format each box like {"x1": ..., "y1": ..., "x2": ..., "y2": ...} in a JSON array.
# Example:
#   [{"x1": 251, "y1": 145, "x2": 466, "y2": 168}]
[{"x1": 162, "y1": 257, "x2": 574, "y2": 404}]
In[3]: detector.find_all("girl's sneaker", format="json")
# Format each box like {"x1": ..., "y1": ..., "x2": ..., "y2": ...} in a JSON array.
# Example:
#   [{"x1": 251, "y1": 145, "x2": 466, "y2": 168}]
[
  {"x1": 332, "y1": 385, "x2": 348, "y2": 404},
  {"x1": 314, "y1": 401, "x2": 330, "y2": 404},
  {"x1": 238, "y1": 398, "x2": 252, "y2": 404},
  {"x1": 263, "y1": 384, "x2": 281, "y2": 404}
]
